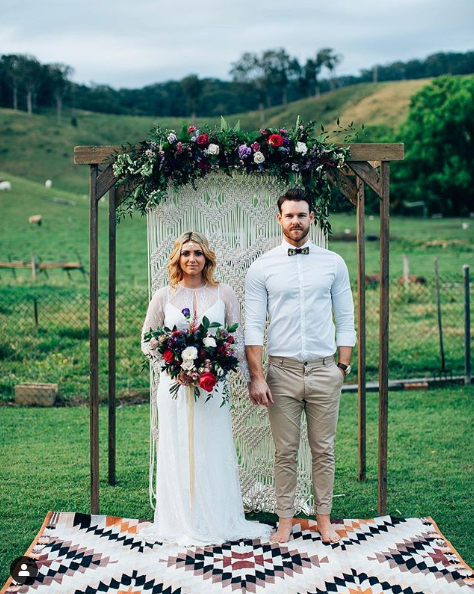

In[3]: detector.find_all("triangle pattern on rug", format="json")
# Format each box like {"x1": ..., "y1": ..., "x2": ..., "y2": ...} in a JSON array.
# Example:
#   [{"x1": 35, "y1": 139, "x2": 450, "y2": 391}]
[{"x1": 1, "y1": 512, "x2": 473, "y2": 594}]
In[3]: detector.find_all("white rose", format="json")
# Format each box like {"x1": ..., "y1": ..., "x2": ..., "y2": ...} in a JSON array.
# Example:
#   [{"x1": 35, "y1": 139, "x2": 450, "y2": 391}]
[
  {"x1": 167, "y1": 133, "x2": 177, "y2": 143},
  {"x1": 208, "y1": 143, "x2": 220, "y2": 155},
  {"x1": 254, "y1": 151, "x2": 265, "y2": 164},
  {"x1": 295, "y1": 142, "x2": 308, "y2": 155},
  {"x1": 181, "y1": 359, "x2": 195, "y2": 371},
  {"x1": 182, "y1": 346, "x2": 198, "y2": 360},
  {"x1": 203, "y1": 337, "x2": 216, "y2": 348},
  {"x1": 149, "y1": 338, "x2": 159, "y2": 350}
]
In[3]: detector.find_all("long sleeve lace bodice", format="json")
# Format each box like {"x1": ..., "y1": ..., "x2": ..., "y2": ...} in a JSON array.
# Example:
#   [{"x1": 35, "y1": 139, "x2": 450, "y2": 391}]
[{"x1": 141, "y1": 282, "x2": 250, "y2": 381}]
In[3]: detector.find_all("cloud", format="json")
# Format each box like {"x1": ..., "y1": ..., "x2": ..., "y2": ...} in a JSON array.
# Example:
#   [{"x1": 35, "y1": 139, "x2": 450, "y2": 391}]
[{"x1": 1, "y1": 0, "x2": 473, "y2": 87}]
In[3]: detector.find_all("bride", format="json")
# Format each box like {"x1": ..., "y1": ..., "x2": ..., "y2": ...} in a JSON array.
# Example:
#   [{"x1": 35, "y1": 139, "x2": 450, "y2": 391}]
[{"x1": 139, "y1": 231, "x2": 272, "y2": 546}]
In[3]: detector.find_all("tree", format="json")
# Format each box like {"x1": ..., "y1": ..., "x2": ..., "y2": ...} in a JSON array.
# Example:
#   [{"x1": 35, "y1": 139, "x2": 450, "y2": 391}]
[
  {"x1": 230, "y1": 52, "x2": 268, "y2": 123},
  {"x1": 47, "y1": 63, "x2": 74, "y2": 124},
  {"x1": 302, "y1": 57, "x2": 323, "y2": 97},
  {"x1": 180, "y1": 74, "x2": 204, "y2": 122},
  {"x1": 1, "y1": 54, "x2": 23, "y2": 109},
  {"x1": 393, "y1": 75, "x2": 474, "y2": 216},
  {"x1": 260, "y1": 48, "x2": 300, "y2": 105},
  {"x1": 316, "y1": 48, "x2": 342, "y2": 90},
  {"x1": 18, "y1": 55, "x2": 43, "y2": 114}
]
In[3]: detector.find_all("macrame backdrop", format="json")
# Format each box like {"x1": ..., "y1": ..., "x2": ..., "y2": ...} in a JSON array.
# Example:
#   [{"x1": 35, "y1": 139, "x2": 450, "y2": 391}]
[{"x1": 146, "y1": 172, "x2": 327, "y2": 514}]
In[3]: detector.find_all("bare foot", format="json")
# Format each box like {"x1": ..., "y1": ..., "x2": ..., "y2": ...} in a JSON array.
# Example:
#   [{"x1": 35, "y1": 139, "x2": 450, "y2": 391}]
[
  {"x1": 270, "y1": 517, "x2": 294, "y2": 543},
  {"x1": 316, "y1": 514, "x2": 341, "y2": 544}
]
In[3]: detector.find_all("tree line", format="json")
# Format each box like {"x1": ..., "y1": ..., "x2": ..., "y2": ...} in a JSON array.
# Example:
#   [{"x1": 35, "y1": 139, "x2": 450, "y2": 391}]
[{"x1": 1, "y1": 49, "x2": 473, "y2": 119}]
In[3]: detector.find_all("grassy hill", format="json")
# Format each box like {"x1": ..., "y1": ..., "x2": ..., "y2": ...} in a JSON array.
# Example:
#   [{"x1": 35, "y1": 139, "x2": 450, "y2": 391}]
[
  {"x1": 228, "y1": 79, "x2": 430, "y2": 131},
  {"x1": 1, "y1": 76, "x2": 472, "y2": 289},
  {"x1": 1, "y1": 170, "x2": 472, "y2": 291},
  {"x1": 0, "y1": 171, "x2": 148, "y2": 288},
  {"x1": 0, "y1": 79, "x2": 431, "y2": 195}
]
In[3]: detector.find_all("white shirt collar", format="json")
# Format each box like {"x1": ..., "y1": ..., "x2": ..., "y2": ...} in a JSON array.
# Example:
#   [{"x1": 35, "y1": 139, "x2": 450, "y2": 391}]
[{"x1": 281, "y1": 237, "x2": 311, "y2": 251}]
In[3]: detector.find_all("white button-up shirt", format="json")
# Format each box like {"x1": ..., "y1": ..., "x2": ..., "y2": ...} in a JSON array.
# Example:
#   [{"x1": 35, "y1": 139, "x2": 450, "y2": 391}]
[{"x1": 245, "y1": 238, "x2": 357, "y2": 360}]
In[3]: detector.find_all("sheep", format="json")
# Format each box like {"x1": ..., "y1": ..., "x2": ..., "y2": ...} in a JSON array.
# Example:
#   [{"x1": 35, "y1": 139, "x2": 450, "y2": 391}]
[
  {"x1": 0, "y1": 181, "x2": 12, "y2": 191},
  {"x1": 28, "y1": 215, "x2": 43, "y2": 226},
  {"x1": 45, "y1": 180, "x2": 52, "y2": 189},
  {"x1": 397, "y1": 275, "x2": 427, "y2": 285}
]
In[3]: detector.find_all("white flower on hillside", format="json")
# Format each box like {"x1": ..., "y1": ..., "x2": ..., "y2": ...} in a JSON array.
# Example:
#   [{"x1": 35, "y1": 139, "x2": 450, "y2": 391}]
[
  {"x1": 182, "y1": 346, "x2": 198, "y2": 360},
  {"x1": 295, "y1": 142, "x2": 308, "y2": 155},
  {"x1": 254, "y1": 151, "x2": 265, "y2": 164}
]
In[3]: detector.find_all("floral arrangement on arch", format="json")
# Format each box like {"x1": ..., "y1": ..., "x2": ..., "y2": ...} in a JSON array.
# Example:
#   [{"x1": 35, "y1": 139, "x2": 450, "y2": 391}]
[{"x1": 113, "y1": 117, "x2": 350, "y2": 234}]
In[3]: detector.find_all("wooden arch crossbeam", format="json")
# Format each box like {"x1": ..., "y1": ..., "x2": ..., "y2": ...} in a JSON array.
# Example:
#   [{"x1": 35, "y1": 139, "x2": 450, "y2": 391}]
[{"x1": 74, "y1": 142, "x2": 404, "y2": 517}]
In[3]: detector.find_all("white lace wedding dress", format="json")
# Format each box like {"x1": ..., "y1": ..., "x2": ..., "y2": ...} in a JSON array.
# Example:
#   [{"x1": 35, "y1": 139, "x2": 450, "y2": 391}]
[{"x1": 139, "y1": 282, "x2": 272, "y2": 546}]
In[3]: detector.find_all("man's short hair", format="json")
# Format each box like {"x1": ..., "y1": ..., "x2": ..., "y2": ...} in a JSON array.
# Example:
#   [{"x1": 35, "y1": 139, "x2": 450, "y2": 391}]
[{"x1": 277, "y1": 188, "x2": 313, "y2": 214}]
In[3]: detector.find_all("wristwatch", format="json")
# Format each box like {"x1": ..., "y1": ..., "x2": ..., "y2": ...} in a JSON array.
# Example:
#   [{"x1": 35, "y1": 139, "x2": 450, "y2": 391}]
[{"x1": 337, "y1": 362, "x2": 351, "y2": 376}]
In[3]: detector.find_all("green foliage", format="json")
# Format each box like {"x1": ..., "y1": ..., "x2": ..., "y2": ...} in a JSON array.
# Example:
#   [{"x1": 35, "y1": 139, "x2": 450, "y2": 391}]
[
  {"x1": 393, "y1": 75, "x2": 474, "y2": 216},
  {"x1": 113, "y1": 119, "x2": 350, "y2": 234}
]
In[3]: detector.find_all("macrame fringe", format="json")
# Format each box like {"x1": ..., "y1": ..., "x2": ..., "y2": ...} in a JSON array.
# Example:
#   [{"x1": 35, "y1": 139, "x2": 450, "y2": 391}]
[{"x1": 146, "y1": 171, "x2": 326, "y2": 514}]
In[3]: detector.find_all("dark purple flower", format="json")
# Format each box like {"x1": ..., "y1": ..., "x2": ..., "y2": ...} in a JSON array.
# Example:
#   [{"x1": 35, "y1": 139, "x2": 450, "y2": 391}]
[
  {"x1": 238, "y1": 144, "x2": 251, "y2": 159},
  {"x1": 182, "y1": 308, "x2": 191, "y2": 318}
]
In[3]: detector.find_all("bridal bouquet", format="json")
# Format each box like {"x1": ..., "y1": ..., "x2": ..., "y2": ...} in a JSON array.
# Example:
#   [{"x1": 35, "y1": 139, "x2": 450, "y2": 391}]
[{"x1": 142, "y1": 308, "x2": 239, "y2": 404}]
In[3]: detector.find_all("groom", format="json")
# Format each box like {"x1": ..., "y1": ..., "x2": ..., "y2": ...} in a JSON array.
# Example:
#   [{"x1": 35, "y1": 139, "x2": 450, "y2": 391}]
[{"x1": 244, "y1": 188, "x2": 356, "y2": 544}]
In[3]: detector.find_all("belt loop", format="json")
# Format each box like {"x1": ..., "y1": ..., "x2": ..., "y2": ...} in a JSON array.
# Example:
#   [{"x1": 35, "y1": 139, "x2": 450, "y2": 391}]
[{"x1": 323, "y1": 356, "x2": 327, "y2": 365}]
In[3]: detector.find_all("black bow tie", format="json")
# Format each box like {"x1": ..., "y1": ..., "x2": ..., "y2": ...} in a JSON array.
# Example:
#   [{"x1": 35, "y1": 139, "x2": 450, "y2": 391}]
[{"x1": 288, "y1": 246, "x2": 310, "y2": 256}]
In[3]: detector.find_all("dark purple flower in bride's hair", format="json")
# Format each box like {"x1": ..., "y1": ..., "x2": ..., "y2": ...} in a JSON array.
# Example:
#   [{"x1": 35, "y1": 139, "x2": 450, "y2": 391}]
[{"x1": 182, "y1": 308, "x2": 191, "y2": 319}]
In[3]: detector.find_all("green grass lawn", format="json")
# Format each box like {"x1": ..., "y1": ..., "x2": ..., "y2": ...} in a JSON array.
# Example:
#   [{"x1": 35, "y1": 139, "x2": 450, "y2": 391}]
[{"x1": 0, "y1": 385, "x2": 473, "y2": 585}]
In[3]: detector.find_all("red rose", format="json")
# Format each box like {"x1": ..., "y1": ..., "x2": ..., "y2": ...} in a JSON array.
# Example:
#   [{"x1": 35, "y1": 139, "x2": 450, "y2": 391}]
[
  {"x1": 163, "y1": 349, "x2": 174, "y2": 363},
  {"x1": 199, "y1": 371, "x2": 217, "y2": 392},
  {"x1": 196, "y1": 133, "x2": 209, "y2": 146},
  {"x1": 227, "y1": 335, "x2": 235, "y2": 344},
  {"x1": 268, "y1": 134, "x2": 283, "y2": 147}
]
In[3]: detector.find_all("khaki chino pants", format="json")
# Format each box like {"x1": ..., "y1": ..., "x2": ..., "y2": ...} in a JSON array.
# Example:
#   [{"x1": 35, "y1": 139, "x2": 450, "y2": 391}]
[{"x1": 266, "y1": 354, "x2": 344, "y2": 517}]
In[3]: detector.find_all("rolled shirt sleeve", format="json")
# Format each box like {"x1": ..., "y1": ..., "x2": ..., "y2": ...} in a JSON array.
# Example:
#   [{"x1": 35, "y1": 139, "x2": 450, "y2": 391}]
[
  {"x1": 244, "y1": 259, "x2": 267, "y2": 346},
  {"x1": 332, "y1": 255, "x2": 357, "y2": 347}
]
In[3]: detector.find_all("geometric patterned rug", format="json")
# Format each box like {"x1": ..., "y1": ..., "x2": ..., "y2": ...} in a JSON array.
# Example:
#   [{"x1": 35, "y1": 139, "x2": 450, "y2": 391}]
[{"x1": 1, "y1": 512, "x2": 473, "y2": 594}]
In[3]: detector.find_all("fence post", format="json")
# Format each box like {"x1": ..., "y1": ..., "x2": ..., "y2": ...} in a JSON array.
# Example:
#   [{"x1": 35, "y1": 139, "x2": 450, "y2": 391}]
[
  {"x1": 464, "y1": 265, "x2": 471, "y2": 385},
  {"x1": 33, "y1": 298, "x2": 39, "y2": 329},
  {"x1": 434, "y1": 258, "x2": 446, "y2": 373}
]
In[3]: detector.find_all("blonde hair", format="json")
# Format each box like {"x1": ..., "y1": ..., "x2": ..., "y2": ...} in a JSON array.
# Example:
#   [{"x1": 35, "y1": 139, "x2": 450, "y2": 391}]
[{"x1": 168, "y1": 231, "x2": 218, "y2": 287}]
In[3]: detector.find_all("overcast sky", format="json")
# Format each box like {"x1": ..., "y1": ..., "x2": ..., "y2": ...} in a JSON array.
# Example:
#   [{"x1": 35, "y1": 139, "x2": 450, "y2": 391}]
[{"x1": 2, "y1": 0, "x2": 473, "y2": 89}]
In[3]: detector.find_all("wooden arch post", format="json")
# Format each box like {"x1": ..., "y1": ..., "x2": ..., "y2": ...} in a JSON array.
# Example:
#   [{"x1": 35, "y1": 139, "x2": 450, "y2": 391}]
[{"x1": 74, "y1": 142, "x2": 404, "y2": 516}]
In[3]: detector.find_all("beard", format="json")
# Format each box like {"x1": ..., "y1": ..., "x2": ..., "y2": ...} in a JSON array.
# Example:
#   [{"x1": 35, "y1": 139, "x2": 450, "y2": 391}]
[{"x1": 283, "y1": 225, "x2": 310, "y2": 244}]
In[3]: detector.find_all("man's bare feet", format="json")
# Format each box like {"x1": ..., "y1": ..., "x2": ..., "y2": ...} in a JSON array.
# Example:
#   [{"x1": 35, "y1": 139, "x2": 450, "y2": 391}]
[
  {"x1": 270, "y1": 517, "x2": 294, "y2": 543},
  {"x1": 316, "y1": 513, "x2": 341, "y2": 543}
]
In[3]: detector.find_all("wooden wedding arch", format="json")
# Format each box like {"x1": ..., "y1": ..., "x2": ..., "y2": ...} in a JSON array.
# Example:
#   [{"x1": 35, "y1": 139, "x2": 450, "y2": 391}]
[{"x1": 74, "y1": 142, "x2": 404, "y2": 516}]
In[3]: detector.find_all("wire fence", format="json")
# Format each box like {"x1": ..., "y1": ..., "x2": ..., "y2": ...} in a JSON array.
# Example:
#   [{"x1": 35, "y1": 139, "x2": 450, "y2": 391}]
[{"x1": 0, "y1": 271, "x2": 472, "y2": 404}]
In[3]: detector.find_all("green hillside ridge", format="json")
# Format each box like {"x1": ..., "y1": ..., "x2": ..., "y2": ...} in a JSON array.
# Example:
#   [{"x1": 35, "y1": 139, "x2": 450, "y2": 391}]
[
  {"x1": 0, "y1": 79, "x2": 432, "y2": 195},
  {"x1": 228, "y1": 79, "x2": 431, "y2": 131}
]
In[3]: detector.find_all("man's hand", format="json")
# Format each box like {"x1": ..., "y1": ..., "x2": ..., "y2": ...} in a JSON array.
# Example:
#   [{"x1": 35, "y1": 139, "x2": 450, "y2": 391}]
[{"x1": 248, "y1": 378, "x2": 274, "y2": 407}]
